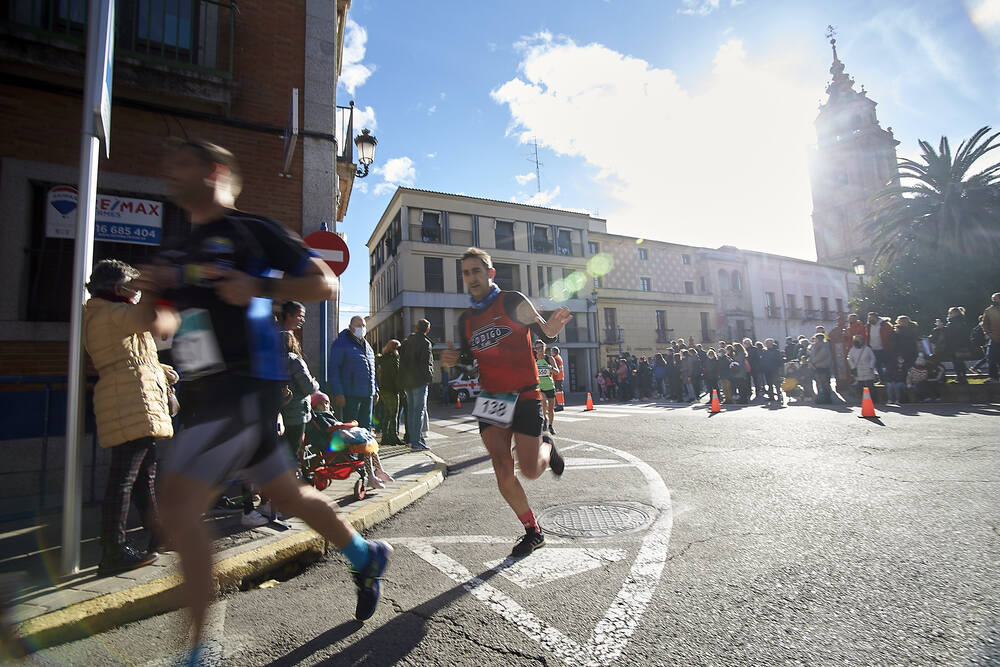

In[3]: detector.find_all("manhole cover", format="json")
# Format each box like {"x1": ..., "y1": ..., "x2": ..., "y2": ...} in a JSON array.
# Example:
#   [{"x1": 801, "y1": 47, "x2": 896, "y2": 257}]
[{"x1": 537, "y1": 502, "x2": 654, "y2": 538}]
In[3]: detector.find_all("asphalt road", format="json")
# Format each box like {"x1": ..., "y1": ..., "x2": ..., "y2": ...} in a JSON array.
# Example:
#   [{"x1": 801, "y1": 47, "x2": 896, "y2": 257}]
[{"x1": 22, "y1": 399, "x2": 1000, "y2": 666}]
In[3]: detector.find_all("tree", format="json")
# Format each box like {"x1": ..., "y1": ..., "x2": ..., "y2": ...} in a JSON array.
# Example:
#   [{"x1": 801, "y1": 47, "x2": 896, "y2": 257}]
[{"x1": 867, "y1": 126, "x2": 1000, "y2": 267}]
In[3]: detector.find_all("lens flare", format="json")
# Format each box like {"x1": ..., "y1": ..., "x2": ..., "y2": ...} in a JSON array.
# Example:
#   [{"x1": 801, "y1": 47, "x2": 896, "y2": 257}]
[
  {"x1": 564, "y1": 271, "x2": 588, "y2": 292},
  {"x1": 587, "y1": 252, "x2": 613, "y2": 277},
  {"x1": 549, "y1": 279, "x2": 572, "y2": 302}
]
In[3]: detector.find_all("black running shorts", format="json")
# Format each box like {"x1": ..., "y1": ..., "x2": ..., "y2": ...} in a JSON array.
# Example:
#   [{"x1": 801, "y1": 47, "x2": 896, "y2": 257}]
[
  {"x1": 162, "y1": 374, "x2": 294, "y2": 487},
  {"x1": 541, "y1": 389, "x2": 556, "y2": 399},
  {"x1": 478, "y1": 398, "x2": 543, "y2": 437}
]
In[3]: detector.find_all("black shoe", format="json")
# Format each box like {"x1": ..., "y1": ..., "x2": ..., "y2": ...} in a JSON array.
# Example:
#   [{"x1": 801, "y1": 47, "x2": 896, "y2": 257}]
[
  {"x1": 98, "y1": 543, "x2": 157, "y2": 576},
  {"x1": 352, "y1": 540, "x2": 392, "y2": 622},
  {"x1": 545, "y1": 436, "x2": 564, "y2": 476},
  {"x1": 548, "y1": 424, "x2": 555, "y2": 435},
  {"x1": 511, "y1": 530, "x2": 545, "y2": 557}
]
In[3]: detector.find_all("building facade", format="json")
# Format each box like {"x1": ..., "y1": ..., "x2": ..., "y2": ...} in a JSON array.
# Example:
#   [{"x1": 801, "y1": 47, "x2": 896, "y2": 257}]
[
  {"x1": 809, "y1": 37, "x2": 900, "y2": 271},
  {"x1": 366, "y1": 188, "x2": 604, "y2": 395},
  {"x1": 0, "y1": 1, "x2": 363, "y2": 509},
  {"x1": 588, "y1": 232, "x2": 716, "y2": 367}
]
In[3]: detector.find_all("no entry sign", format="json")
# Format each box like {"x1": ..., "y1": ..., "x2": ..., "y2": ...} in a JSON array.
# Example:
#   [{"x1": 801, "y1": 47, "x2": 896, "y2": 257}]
[{"x1": 304, "y1": 230, "x2": 350, "y2": 276}]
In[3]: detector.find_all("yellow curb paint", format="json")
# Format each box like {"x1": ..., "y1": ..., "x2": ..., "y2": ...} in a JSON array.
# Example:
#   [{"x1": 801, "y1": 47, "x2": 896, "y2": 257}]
[{"x1": 15, "y1": 462, "x2": 447, "y2": 651}]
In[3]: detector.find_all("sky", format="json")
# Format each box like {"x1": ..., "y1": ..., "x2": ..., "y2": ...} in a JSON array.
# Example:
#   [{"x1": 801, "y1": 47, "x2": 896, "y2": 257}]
[{"x1": 334, "y1": 0, "x2": 1000, "y2": 329}]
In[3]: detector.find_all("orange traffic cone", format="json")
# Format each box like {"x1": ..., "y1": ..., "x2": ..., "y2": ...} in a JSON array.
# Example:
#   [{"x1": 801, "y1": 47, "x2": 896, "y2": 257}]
[
  {"x1": 860, "y1": 386, "x2": 876, "y2": 418},
  {"x1": 555, "y1": 389, "x2": 565, "y2": 411},
  {"x1": 585, "y1": 392, "x2": 595, "y2": 411},
  {"x1": 456, "y1": 395, "x2": 462, "y2": 409},
  {"x1": 710, "y1": 389, "x2": 721, "y2": 414}
]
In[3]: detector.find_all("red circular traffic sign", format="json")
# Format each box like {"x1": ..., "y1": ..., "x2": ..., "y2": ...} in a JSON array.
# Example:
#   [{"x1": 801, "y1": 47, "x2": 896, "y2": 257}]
[{"x1": 304, "y1": 230, "x2": 350, "y2": 276}]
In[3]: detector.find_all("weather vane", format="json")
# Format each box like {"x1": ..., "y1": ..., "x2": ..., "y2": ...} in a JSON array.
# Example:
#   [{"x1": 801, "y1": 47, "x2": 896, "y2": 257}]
[{"x1": 826, "y1": 25, "x2": 836, "y2": 44}]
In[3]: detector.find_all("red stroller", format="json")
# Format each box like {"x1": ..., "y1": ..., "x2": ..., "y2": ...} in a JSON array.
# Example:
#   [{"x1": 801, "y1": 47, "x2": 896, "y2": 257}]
[{"x1": 301, "y1": 415, "x2": 379, "y2": 501}]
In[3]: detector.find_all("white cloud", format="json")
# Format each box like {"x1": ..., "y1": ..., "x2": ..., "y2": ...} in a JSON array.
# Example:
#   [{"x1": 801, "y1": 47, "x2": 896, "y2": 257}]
[
  {"x1": 426, "y1": 152, "x2": 437, "y2": 159},
  {"x1": 427, "y1": 105, "x2": 437, "y2": 115},
  {"x1": 678, "y1": 0, "x2": 720, "y2": 16},
  {"x1": 340, "y1": 19, "x2": 375, "y2": 94},
  {"x1": 492, "y1": 34, "x2": 819, "y2": 260},
  {"x1": 440, "y1": 92, "x2": 447, "y2": 100},
  {"x1": 515, "y1": 172, "x2": 537, "y2": 185},
  {"x1": 372, "y1": 156, "x2": 416, "y2": 196},
  {"x1": 512, "y1": 186, "x2": 561, "y2": 207}
]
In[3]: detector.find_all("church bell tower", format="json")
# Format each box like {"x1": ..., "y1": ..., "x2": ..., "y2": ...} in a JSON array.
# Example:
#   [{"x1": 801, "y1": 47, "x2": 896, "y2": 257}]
[{"x1": 810, "y1": 30, "x2": 899, "y2": 270}]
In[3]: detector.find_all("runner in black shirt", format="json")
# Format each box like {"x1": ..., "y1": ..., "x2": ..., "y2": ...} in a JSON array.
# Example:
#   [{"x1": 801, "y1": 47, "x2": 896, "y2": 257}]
[{"x1": 137, "y1": 141, "x2": 390, "y2": 661}]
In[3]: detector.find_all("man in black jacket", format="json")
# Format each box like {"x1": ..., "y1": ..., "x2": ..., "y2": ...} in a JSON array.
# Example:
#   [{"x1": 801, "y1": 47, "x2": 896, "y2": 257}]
[{"x1": 400, "y1": 319, "x2": 434, "y2": 451}]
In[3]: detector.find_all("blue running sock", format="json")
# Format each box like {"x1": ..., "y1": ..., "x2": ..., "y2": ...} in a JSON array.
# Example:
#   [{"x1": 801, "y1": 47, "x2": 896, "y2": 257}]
[{"x1": 340, "y1": 532, "x2": 372, "y2": 571}]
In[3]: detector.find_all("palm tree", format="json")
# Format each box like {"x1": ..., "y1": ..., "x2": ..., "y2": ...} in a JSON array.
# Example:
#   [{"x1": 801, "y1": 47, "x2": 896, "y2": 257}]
[{"x1": 867, "y1": 126, "x2": 1000, "y2": 266}]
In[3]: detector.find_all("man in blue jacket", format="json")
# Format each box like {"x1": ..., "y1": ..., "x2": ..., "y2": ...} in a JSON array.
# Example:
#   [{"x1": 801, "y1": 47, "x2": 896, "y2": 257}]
[{"x1": 329, "y1": 315, "x2": 377, "y2": 429}]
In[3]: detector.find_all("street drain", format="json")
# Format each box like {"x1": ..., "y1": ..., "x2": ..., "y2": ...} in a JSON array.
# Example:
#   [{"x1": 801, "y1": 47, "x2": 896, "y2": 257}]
[{"x1": 537, "y1": 502, "x2": 655, "y2": 538}]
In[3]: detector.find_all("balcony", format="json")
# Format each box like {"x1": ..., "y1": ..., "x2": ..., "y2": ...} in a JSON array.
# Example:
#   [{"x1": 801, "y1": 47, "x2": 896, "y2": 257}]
[
  {"x1": 603, "y1": 329, "x2": 620, "y2": 345},
  {"x1": 803, "y1": 309, "x2": 821, "y2": 321},
  {"x1": 786, "y1": 307, "x2": 803, "y2": 319},
  {"x1": 821, "y1": 310, "x2": 836, "y2": 321},
  {"x1": 2, "y1": 1, "x2": 236, "y2": 110},
  {"x1": 555, "y1": 242, "x2": 582, "y2": 257},
  {"x1": 656, "y1": 329, "x2": 670, "y2": 344},
  {"x1": 765, "y1": 306, "x2": 782, "y2": 319}
]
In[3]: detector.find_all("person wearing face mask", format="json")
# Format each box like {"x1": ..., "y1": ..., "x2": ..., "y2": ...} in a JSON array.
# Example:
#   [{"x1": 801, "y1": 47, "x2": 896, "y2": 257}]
[
  {"x1": 83, "y1": 259, "x2": 174, "y2": 575},
  {"x1": 399, "y1": 319, "x2": 434, "y2": 451},
  {"x1": 981, "y1": 292, "x2": 1000, "y2": 383},
  {"x1": 328, "y1": 315, "x2": 378, "y2": 430}
]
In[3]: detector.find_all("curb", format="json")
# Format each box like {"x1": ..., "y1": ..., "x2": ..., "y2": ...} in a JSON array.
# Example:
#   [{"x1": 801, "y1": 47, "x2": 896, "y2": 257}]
[{"x1": 14, "y1": 456, "x2": 447, "y2": 651}]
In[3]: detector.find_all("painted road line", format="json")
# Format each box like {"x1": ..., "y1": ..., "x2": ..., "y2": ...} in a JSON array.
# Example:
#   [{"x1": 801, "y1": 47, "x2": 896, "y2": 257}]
[
  {"x1": 391, "y1": 439, "x2": 673, "y2": 667},
  {"x1": 425, "y1": 431, "x2": 447, "y2": 440}
]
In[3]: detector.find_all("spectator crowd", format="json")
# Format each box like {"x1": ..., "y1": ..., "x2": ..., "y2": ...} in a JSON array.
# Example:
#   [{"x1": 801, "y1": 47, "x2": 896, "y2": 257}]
[{"x1": 594, "y1": 293, "x2": 1000, "y2": 407}]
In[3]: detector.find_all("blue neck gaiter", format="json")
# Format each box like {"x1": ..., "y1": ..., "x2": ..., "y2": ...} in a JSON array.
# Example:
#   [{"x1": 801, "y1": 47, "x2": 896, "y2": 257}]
[{"x1": 470, "y1": 284, "x2": 501, "y2": 310}]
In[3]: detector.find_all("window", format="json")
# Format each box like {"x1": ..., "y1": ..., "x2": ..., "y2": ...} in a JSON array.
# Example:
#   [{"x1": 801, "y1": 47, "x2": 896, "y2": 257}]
[
  {"x1": 537, "y1": 266, "x2": 546, "y2": 296},
  {"x1": 700, "y1": 312, "x2": 711, "y2": 342},
  {"x1": 494, "y1": 263, "x2": 521, "y2": 292},
  {"x1": 588, "y1": 241, "x2": 599, "y2": 255},
  {"x1": 637, "y1": 247, "x2": 648, "y2": 260},
  {"x1": 640, "y1": 277, "x2": 651, "y2": 292},
  {"x1": 681, "y1": 254, "x2": 691, "y2": 265},
  {"x1": 835, "y1": 298, "x2": 844, "y2": 314},
  {"x1": 804, "y1": 296, "x2": 814, "y2": 311},
  {"x1": 562, "y1": 268, "x2": 578, "y2": 298},
  {"x1": 717, "y1": 269, "x2": 729, "y2": 291},
  {"x1": 604, "y1": 308, "x2": 617, "y2": 342},
  {"x1": 455, "y1": 259, "x2": 464, "y2": 293},
  {"x1": 593, "y1": 275, "x2": 602, "y2": 289},
  {"x1": 684, "y1": 281, "x2": 694, "y2": 294},
  {"x1": 730, "y1": 271, "x2": 743, "y2": 292},
  {"x1": 424, "y1": 257, "x2": 443, "y2": 292},
  {"x1": 531, "y1": 225, "x2": 553, "y2": 253},
  {"x1": 786, "y1": 294, "x2": 797, "y2": 309},
  {"x1": 556, "y1": 229, "x2": 572, "y2": 256},
  {"x1": 656, "y1": 311, "x2": 668, "y2": 342},
  {"x1": 495, "y1": 220, "x2": 515, "y2": 250},
  {"x1": 423, "y1": 308, "x2": 445, "y2": 344},
  {"x1": 765, "y1": 292, "x2": 779, "y2": 318},
  {"x1": 421, "y1": 211, "x2": 442, "y2": 243},
  {"x1": 820, "y1": 297, "x2": 830, "y2": 317},
  {"x1": 699, "y1": 276, "x2": 707, "y2": 293}
]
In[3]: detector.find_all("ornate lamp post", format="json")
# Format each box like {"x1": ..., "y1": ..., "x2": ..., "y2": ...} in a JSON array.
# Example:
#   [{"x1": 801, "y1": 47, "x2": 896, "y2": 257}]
[
  {"x1": 354, "y1": 128, "x2": 377, "y2": 178},
  {"x1": 852, "y1": 256, "x2": 866, "y2": 286}
]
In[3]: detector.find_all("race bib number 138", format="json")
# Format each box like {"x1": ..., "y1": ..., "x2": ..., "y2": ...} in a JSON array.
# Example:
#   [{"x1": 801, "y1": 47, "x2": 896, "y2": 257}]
[
  {"x1": 172, "y1": 308, "x2": 225, "y2": 379},
  {"x1": 472, "y1": 391, "x2": 518, "y2": 428}
]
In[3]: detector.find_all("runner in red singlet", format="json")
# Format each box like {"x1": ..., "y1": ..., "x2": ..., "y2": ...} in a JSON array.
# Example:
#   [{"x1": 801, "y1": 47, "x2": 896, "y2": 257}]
[{"x1": 441, "y1": 248, "x2": 572, "y2": 557}]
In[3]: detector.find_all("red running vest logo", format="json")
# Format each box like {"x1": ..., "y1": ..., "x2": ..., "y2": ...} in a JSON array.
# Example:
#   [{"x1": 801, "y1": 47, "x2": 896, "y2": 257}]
[{"x1": 469, "y1": 323, "x2": 513, "y2": 351}]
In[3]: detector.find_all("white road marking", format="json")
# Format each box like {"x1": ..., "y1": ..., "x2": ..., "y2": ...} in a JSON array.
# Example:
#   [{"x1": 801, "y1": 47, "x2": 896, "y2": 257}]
[
  {"x1": 483, "y1": 548, "x2": 627, "y2": 588},
  {"x1": 471, "y1": 458, "x2": 635, "y2": 476},
  {"x1": 425, "y1": 431, "x2": 448, "y2": 440},
  {"x1": 390, "y1": 439, "x2": 672, "y2": 667}
]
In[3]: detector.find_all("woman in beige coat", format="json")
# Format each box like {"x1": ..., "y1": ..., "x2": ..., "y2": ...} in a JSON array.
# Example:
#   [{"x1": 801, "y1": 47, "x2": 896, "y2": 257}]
[{"x1": 83, "y1": 259, "x2": 174, "y2": 575}]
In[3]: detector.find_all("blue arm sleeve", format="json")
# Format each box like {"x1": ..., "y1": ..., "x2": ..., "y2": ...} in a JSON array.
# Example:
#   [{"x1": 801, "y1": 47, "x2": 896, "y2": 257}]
[{"x1": 328, "y1": 342, "x2": 345, "y2": 396}]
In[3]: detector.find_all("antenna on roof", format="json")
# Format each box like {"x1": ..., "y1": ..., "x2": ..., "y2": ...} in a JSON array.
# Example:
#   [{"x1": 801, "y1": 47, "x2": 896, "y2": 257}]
[{"x1": 526, "y1": 138, "x2": 543, "y2": 193}]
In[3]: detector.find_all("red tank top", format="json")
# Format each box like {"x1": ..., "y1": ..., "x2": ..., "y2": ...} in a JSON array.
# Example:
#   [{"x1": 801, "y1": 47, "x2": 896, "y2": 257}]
[{"x1": 462, "y1": 292, "x2": 540, "y2": 398}]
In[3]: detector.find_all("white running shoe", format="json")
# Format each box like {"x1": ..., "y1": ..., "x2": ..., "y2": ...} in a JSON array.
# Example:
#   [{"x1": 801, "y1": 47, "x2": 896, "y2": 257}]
[
  {"x1": 241, "y1": 510, "x2": 269, "y2": 528},
  {"x1": 367, "y1": 473, "x2": 386, "y2": 489},
  {"x1": 375, "y1": 469, "x2": 395, "y2": 483}
]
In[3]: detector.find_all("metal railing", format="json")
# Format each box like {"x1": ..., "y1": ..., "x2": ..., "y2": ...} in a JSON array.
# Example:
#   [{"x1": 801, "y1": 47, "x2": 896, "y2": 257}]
[
  {"x1": 656, "y1": 330, "x2": 670, "y2": 343},
  {"x1": 409, "y1": 224, "x2": 442, "y2": 244},
  {"x1": 766, "y1": 306, "x2": 782, "y2": 319},
  {"x1": 786, "y1": 307, "x2": 803, "y2": 319},
  {"x1": 804, "y1": 309, "x2": 821, "y2": 321},
  {"x1": 3, "y1": 0, "x2": 236, "y2": 77}
]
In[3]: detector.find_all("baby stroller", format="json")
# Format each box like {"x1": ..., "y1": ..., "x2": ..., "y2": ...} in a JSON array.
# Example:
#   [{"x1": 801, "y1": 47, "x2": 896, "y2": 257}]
[{"x1": 301, "y1": 416, "x2": 379, "y2": 501}]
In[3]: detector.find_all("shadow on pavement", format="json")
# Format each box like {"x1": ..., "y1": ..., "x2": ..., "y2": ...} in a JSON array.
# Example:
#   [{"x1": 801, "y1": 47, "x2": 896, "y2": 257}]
[
  {"x1": 446, "y1": 454, "x2": 491, "y2": 476},
  {"x1": 265, "y1": 564, "x2": 512, "y2": 666}
]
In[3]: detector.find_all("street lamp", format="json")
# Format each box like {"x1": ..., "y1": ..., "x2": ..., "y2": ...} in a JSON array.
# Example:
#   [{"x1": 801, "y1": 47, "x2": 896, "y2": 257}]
[
  {"x1": 852, "y1": 257, "x2": 866, "y2": 286},
  {"x1": 354, "y1": 128, "x2": 377, "y2": 178}
]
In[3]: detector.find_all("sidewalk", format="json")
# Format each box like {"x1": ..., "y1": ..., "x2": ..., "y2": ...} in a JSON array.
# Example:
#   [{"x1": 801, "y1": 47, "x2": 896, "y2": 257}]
[{"x1": 0, "y1": 445, "x2": 446, "y2": 652}]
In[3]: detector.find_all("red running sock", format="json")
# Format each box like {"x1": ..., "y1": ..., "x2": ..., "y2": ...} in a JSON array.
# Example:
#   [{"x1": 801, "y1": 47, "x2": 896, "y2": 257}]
[{"x1": 517, "y1": 510, "x2": 538, "y2": 533}]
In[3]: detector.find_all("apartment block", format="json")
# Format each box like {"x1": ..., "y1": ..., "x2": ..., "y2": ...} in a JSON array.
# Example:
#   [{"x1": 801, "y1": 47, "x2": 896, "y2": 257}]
[{"x1": 366, "y1": 188, "x2": 604, "y2": 393}]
